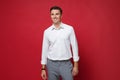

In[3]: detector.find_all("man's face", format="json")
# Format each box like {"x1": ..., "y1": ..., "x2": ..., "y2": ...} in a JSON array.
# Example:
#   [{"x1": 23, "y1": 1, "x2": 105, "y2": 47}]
[{"x1": 50, "y1": 9, "x2": 62, "y2": 24}]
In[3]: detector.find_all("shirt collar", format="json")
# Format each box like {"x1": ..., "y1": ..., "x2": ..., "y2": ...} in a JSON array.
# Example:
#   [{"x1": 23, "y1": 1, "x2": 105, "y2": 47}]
[{"x1": 51, "y1": 22, "x2": 64, "y2": 30}]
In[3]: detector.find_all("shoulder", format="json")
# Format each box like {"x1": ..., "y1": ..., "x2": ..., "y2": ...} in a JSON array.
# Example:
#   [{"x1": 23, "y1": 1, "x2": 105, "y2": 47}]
[
  {"x1": 62, "y1": 23, "x2": 74, "y2": 31},
  {"x1": 44, "y1": 25, "x2": 53, "y2": 34}
]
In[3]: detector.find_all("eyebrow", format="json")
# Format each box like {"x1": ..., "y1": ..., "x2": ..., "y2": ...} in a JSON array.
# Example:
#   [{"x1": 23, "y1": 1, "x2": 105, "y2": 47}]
[{"x1": 51, "y1": 12, "x2": 60, "y2": 14}]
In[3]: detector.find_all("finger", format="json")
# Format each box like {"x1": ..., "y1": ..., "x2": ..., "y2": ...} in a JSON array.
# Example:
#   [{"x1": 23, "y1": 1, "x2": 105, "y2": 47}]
[
  {"x1": 43, "y1": 75, "x2": 46, "y2": 80},
  {"x1": 72, "y1": 71, "x2": 75, "y2": 76},
  {"x1": 72, "y1": 71, "x2": 77, "y2": 76},
  {"x1": 42, "y1": 74, "x2": 46, "y2": 80}
]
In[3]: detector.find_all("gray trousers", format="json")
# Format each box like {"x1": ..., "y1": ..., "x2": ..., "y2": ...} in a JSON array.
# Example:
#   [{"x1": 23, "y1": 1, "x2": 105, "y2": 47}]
[{"x1": 46, "y1": 59, "x2": 73, "y2": 80}]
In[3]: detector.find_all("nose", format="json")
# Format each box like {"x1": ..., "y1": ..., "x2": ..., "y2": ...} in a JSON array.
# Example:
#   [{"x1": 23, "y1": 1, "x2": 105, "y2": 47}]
[{"x1": 53, "y1": 14, "x2": 57, "y2": 18}]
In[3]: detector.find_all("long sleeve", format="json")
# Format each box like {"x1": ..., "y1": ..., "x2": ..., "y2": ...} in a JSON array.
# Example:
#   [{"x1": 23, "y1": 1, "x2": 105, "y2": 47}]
[
  {"x1": 41, "y1": 30, "x2": 49, "y2": 64},
  {"x1": 70, "y1": 27, "x2": 79, "y2": 62}
]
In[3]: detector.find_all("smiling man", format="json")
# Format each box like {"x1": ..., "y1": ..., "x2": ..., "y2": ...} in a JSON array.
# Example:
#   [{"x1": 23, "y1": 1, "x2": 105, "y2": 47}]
[{"x1": 41, "y1": 6, "x2": 80, "y2": 80}]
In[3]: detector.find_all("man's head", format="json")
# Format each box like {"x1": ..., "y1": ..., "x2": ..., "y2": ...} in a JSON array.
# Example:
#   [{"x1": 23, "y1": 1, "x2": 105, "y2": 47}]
[{"x1": 50, "y1": 6, "x2": 62, "y2": 24}]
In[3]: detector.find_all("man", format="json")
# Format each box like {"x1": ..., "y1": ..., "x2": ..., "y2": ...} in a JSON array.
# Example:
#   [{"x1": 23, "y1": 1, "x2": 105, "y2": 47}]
[{"x1": 41, "y1": 6, "x2": 80, "y2": 80}]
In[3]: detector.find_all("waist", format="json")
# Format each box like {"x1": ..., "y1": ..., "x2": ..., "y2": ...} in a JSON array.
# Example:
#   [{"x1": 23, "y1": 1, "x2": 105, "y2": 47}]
[{"x1": 47, "y1": 58, "x2": 71, "y2": 62}]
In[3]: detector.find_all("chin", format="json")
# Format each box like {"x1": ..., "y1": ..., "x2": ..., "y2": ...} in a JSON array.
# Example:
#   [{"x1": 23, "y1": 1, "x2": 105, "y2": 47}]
[{"x1": 53, "y1": 22, "x2": 59, "y2": 24}]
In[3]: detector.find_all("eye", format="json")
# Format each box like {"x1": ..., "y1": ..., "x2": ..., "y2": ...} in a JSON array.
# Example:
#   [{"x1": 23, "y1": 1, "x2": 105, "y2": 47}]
[
  {"x1": 51, "y1": 13, "x2": 54, "y2": 15},
  {"x1": 56, "y1": 13, "x2": 60, "y2": 15}
]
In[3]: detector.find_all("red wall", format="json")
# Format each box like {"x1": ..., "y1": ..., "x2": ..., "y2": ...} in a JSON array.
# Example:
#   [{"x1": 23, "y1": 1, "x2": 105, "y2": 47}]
[{"x1": 0, "y1": 0, "x2": 120, "y2": 80}]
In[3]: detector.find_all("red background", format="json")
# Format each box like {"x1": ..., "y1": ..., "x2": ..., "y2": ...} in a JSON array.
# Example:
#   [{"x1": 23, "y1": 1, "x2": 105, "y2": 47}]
[{"x1": 0, "y1": 0, "x2": 120, "y2": 80}]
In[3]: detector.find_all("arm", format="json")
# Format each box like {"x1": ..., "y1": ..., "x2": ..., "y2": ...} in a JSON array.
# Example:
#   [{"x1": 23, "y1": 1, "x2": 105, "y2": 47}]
[
  {"x1": 41, "y1": 30, "x2": 49, "y2": 64},
  {"x1": 70, "y1": 27, "x2": 79, "y2": 76},
  {"x1": 41, "y1": 30, "x2": 49, "y2": 80}
]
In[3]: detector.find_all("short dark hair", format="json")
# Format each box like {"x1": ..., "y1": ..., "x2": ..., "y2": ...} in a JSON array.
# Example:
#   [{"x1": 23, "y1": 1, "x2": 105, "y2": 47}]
[{"x1": 50, "y1": 6, "x2": 62, "y2": 14}]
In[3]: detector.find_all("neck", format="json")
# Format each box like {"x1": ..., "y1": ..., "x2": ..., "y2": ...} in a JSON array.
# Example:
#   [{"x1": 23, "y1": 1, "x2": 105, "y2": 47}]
[{"x1": 54, "y1": 22, "x2": 61, "y2": 28}]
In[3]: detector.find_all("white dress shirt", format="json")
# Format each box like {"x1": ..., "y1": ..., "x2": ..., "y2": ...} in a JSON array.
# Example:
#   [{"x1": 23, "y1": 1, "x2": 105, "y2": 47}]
[{"x1": 41, "y1": 23, "x2": 79, "y2": 64}]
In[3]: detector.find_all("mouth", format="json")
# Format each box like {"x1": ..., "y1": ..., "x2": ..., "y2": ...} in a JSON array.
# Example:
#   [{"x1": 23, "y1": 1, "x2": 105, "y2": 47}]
[{"x1": 53, "y1": 18, "x2": 57, "y2": 21}]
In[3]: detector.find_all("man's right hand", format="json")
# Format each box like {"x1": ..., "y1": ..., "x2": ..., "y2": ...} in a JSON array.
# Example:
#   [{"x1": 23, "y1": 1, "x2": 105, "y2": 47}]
[{"x1": 41, "y1": 70, "x2": 47, "y2": 80}]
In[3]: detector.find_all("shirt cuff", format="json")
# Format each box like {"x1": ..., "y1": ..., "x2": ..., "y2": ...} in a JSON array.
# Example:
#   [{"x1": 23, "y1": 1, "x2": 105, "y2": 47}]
[
  {"x1": 41, "y1": 60, "x2": 47, "y2": 65},
  {"x1": 73, "y1": 57, "x2": 80, "y2": 62}
]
